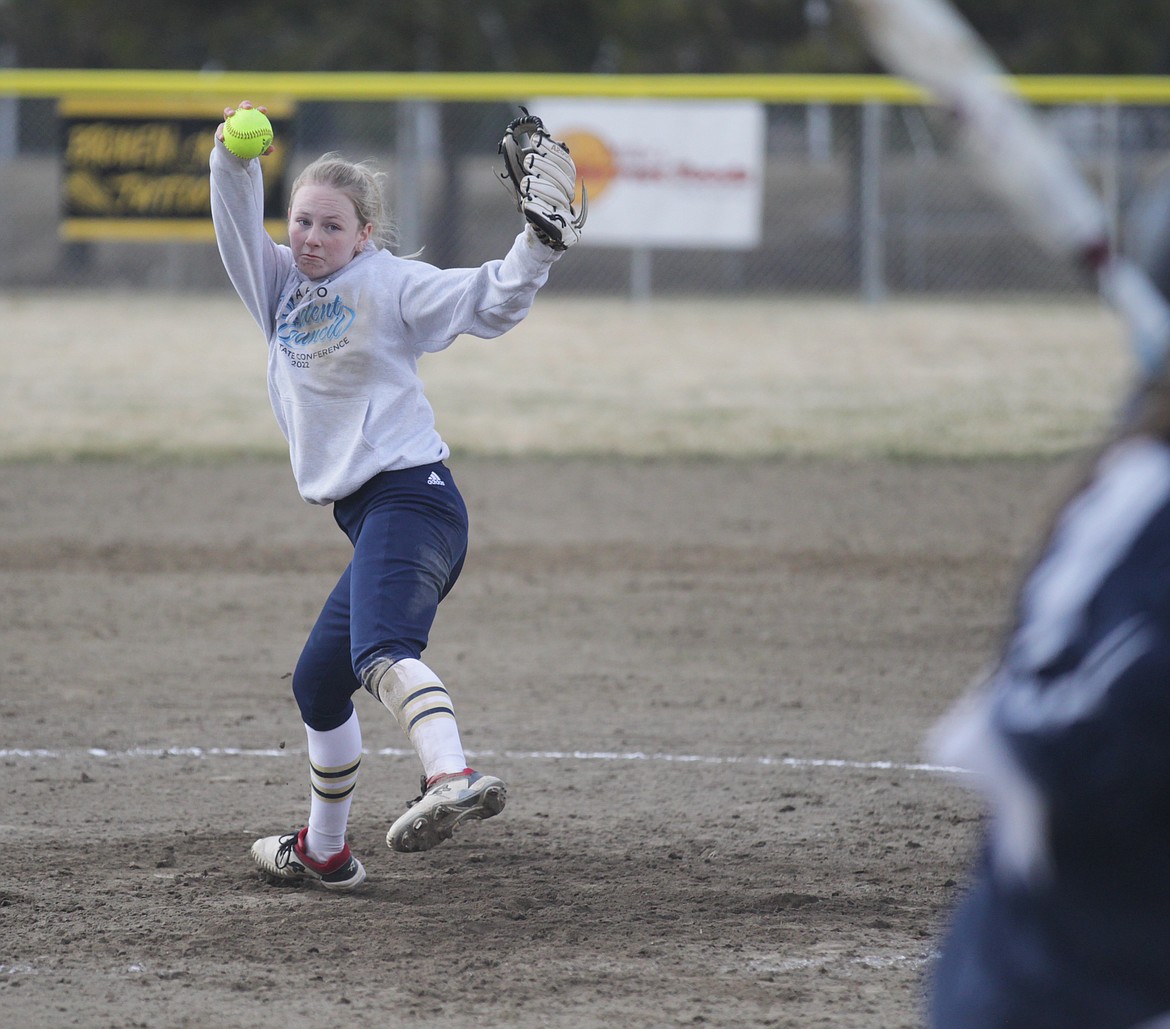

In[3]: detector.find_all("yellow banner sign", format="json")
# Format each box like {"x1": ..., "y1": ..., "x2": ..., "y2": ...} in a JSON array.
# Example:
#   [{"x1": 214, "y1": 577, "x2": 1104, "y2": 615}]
[{"x1": 59, "y1": 97, "x2": 292, "y2": 242}]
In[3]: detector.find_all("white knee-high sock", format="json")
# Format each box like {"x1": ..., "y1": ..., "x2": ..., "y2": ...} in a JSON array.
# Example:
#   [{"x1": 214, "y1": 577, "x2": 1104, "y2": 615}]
[
  {"x1": 304, "y1": 707, "x2": 362, "y2": 861},
  {"x1": 362, "y1": 657, "x2": 466, "y2": 781}
]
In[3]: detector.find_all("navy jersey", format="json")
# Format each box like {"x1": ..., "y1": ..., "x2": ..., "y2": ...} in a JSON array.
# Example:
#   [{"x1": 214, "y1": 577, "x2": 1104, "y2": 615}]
[{"x1": 929, "y1": 438, "x2": 1170, "y2": 1029}]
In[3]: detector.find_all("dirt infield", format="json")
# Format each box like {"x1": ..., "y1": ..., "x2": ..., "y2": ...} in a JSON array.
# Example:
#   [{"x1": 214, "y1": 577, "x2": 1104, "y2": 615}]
[
  {"x1": 0, "y1": 291, "x2": 1127, "y2": 1026},
  {"x1": 1, "y1": 452, "x2": 1085, "y2": 1028}
]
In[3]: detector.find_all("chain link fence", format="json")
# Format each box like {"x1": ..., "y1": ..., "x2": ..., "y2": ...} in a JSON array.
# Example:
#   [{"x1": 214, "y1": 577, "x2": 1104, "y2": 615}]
[{"x1": 1, "y1": 81, "x2": 1169, "y2": 297}]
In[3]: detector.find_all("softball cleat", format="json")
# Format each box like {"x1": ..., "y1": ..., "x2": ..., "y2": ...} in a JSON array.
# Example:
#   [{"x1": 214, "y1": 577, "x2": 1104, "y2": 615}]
[
  {"x1": 387, "y1": 768, "x2": 507, "y2": 853},
  {"x1": 251, "y1": 827, "x2": 366, "y2": 891}
]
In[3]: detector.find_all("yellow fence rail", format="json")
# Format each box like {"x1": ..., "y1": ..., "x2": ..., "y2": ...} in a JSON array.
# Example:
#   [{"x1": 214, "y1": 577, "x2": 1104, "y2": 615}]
[{"x1": 2, "y1": 68, "x2": 1170, "y2": 105}]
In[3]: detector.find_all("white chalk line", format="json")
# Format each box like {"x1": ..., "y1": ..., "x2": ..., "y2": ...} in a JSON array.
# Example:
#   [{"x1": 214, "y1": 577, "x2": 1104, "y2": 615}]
[
  {"x1": 0, "y1": 744, "x2": 968, "y2": 775},
  {"x1": 2, "y1": 950, "x2": 936, "y2": 979},
  {"x1": 743, "y1": 951, "x2": 934, "y2": 974}
]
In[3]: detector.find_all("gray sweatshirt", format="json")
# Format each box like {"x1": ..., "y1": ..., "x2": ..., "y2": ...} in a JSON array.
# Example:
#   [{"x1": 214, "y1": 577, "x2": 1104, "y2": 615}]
[{"x1": 210, "y1": 140, "x2": 560, "y2": 504}]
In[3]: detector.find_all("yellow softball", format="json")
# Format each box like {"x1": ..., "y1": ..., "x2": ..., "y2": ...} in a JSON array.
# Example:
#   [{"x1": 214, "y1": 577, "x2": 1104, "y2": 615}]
[{"x1": 223, "y1": 108, "x2": 273, "y2": 159}]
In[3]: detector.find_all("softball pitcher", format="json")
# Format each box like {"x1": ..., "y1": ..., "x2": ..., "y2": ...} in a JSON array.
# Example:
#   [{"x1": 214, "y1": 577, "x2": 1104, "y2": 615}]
[{"x1": 209, "y1": 102, "x2": 585, "y2": 890}]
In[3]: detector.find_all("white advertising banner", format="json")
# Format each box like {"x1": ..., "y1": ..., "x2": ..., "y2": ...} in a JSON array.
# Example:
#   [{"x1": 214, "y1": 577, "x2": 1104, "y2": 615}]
[{"x1": 531, "y1": 98, "x2": 766, "y2": 249}]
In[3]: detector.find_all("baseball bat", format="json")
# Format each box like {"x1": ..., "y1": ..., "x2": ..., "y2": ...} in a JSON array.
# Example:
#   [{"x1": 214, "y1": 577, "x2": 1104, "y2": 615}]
[{"x1": 843, "y1": 0, "x2": 1170, "y2": 374}]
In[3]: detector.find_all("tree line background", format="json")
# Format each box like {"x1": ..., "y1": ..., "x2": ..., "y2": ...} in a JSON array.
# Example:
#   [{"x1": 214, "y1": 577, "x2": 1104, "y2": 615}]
[{"x1": 1, "y1": 0, "x2": 1169, "y2": 77}]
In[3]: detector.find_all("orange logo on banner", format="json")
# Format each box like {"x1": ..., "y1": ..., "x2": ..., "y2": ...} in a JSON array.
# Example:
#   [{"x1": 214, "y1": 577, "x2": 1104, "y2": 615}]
[{"x1": 563, "y1": 131, "x2": 616, "y2": 203}]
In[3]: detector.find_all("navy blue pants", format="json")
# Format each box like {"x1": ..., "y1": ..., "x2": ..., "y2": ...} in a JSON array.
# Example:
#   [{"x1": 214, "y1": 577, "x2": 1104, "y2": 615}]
[
  {"x1": 291, "y1": 462, "x2": 468, "y2": 732},
  {"x1": 929, "y1": 864, "x2": 1170, "y2": 1029}
]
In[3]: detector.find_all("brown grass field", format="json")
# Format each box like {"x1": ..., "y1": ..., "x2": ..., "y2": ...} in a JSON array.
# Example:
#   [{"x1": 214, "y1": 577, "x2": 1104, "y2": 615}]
[{"x1": 0, "y1": 292, "x2": 1129, "y2": 461}]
